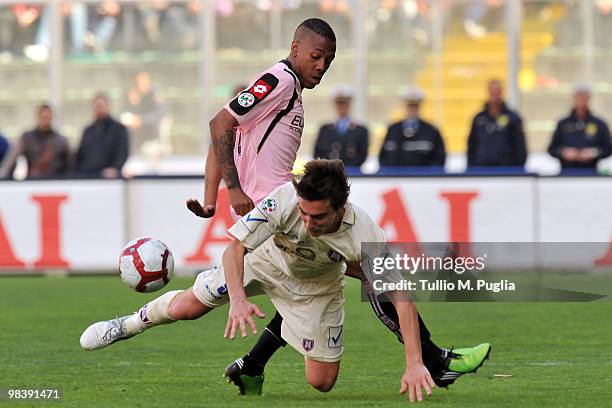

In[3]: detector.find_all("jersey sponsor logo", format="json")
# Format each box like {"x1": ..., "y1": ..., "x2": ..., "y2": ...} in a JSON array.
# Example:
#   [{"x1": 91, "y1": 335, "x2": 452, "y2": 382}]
[
  {"x1": 291, "y1": 115, "x2": 304, "y2": 127},
  {"x1": 302, "y1": 338, "x2": 315, "y2": 352},
  {"x1": 237, "y1": 92, "x2": 255, "y2": 107},
  {"x1": 328, "y1": 326, "x2": 343, "y2": 348},
  {"x1": 260, "y1": 198, "x2": 278, "y2": 214},
  {"x1": 289, "y1": 114, "x2": 304, "y2": 134},
  {"x1": 274, "y1": 239, "x2": 317, "y2": 261},
  {"x1": 283, "y1": 232, "x2": 299, "y2": 240},
  {"x1": 295, "y1": 247, "x2": 316, "y2": 261},
  {"x1": 229, "y1": 73, "x2": 279, "y2": 116},
  {"x1": 253, "y1": 81, "x2": 271, "y2": 96},
  {"x1": 241, "y1": 207, "x2": 269, "y2": 233}
]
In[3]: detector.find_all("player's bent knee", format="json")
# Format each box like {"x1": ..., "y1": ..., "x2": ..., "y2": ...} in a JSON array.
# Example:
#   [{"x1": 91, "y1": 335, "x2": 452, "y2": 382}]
[
  {"x1": 307, "y1": 376, "x2": 337, "y2": 393},
  {"x1": 168, "y1": 288, "x2": 212, "y2": 320},
  {"x1": 305, "y1": 359, "x2": 340, "y2": 393}
]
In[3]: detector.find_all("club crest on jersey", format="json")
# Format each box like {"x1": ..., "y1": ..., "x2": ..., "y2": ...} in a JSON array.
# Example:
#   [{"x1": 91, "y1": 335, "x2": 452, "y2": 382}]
[
  {"x1": 302, "y1": 338, "x2": 315, "y2": 352},
  {"x1": 328, "y1": 249, "x2": 344, "y2": 262},
  {"x1": 237, "y1": 92, "x2": 255, "y2": 108},
  {"x1": 229, "y1": 72, "x2": 279, "y2": 116},
  {"x1": 260, "y1": 198, "x2": 278, "y2": 214}
]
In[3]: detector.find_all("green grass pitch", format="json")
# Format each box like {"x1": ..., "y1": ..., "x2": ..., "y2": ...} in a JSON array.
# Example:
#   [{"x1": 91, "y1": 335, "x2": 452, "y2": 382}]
[{"x1": 1, "y1": 276, "x2": 610, "y2": 407}]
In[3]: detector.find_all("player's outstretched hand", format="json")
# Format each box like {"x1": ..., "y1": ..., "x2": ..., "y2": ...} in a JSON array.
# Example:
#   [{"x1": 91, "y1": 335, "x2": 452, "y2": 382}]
[
  {"x1": 225, "y1": 298, "x2": 266, "y2": 339},
  {"x1": 227, "y1": 187, "x2": 255, "y2": 216},
  {"x1": 399, "y1": 363, "x2": 435, "y2": 403},
  {"x1": 186, "y1": 199, "x2": 216, "y2": 218}
]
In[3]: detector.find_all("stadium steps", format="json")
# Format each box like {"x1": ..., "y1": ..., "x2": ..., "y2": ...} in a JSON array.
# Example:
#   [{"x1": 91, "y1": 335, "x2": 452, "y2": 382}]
[{"x1": 413, "y1": 28, "x2": 556, "y2": 153}]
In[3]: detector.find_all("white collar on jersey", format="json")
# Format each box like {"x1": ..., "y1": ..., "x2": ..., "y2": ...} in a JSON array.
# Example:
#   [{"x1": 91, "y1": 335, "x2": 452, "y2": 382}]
[{"x1": 341, "y1": 203, "x2": 356, "y2": 226}]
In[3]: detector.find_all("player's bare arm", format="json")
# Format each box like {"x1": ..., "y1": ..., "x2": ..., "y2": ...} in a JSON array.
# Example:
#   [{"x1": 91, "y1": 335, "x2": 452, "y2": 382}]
[
  {"x1": 387, "y1": 290, "x2": 436, "y2": 403},
  {"x1": 346, "y1": 260, "x2": 434, "y2": 402},
  {"x1": 222, "y1": 235, "x2": 265, "y2": 339},
  {"x1": 186, "y1": 145, "x2": 221, "y2": 218},
  {"x1": 209, "y1": 109, "x2": 255, "y2": 216}
]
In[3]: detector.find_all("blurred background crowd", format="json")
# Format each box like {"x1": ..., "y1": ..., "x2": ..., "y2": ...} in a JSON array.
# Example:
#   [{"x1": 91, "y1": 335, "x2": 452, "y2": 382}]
[{"x1": 1, "y1": 0, "x2": 612, "y2": 178}]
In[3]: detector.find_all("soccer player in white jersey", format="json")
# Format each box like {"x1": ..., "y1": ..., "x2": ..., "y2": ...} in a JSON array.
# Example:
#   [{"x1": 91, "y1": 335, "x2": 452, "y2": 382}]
[
  {"x1": 81, "y1": 160, "x2": 438, "y2": 401},
  {"x1": 186, "y1": 18, "x2": 490, "y2": 395}
]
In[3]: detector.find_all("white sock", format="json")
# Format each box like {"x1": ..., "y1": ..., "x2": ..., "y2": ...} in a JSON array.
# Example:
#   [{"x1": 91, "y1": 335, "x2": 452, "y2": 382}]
[{"x1": 124, "y1": 290, "x2": 183, "y2": 335}]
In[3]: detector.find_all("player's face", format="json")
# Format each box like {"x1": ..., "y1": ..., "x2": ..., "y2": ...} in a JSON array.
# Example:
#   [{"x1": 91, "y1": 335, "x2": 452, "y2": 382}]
[
  {"x1": 293, "y1": 33, "x2": 336, "y2": 89},
  {"x1": 335, "y1": 99, "x2": 350, "y2": 118},
  {"x1": 488, "y1": 82, "x2": 503, "y2": 104},
  {"x1": 37, "y1": 108, "x2": 53, "y2": 131},
  {"x1": 92, "y1": 97, "x2": 110, "y2": 120},
  {"x1": 406, "y1": 102, "x2": 420, "y2": 118},
  {"x1": 297, "y1": 198, "x2": 345, "y2": 237},
  {"x1": 574, "y1": 91, "x2": 590, "y2": 111}
]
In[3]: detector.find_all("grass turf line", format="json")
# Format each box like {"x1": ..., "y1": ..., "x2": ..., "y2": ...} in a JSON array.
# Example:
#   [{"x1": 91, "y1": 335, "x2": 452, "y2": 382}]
[{"x1": 0, "y1": 276, "x2": 610, "y2": 407}]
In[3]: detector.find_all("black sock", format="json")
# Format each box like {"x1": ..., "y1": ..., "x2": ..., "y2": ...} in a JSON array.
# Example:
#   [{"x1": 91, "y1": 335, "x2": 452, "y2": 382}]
[
  {"x1": 241, "y1": 311, "x2": 286, "y2": 376},
  {"x1": 373, "y1": 295, "x2": 444, "y2": 367},
  {"x1": 421, "y1": 339, "x2": 445, "y2": 368}
]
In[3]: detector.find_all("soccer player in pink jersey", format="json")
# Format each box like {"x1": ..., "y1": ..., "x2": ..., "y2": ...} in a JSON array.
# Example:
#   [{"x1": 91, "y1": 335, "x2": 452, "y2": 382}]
[
  {"x1": 186, "y1": 18, "x2": 490, "y2": 398},
  {"x1": 187, "y1": 18, "x2": 335, "y2": 220}
]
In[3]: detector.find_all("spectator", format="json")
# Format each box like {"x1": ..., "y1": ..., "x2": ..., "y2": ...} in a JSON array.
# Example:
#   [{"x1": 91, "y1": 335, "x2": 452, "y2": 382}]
[
  {"x1": 87, "y1": 1, "x2": 120, "y2": 53},
  {"x1": 313, "y1": 85, "x2": 369, "y2": 167},
  {"x1": 378, "y1": 87, "x2": 446, "y2": 167},
  {"x1": 121, "y1": 71, "x2": 166, "y2": 154},
  {"x1": 463, "y1": 0, "x2": 488, "y2": 38},
  {"x1": 76, "y1": 93, "x2": 129, "y2": 178},
  {"x1": 24, "y1": 2, "x2": 87, "y2": 62},
  {"x1": 0, "y1": 104, "x2": 71, "y2": 179},
  {"x1": 548, "y1": 84, "x2": 612, "y2": 171},
  {"x1": 595, "y1": 0, "x2": 612, "y2": 48},
  {"x1": 0, "y1": 131, "x2": 9, "y2": 163},
  {"x1": 159, "y1": 1, "x2": 201, "y2": 51},
  {"x1": 462, "y1": 0, "x2": 504, "y2": 39},
  {"x1": 467, "y1": 79, "x2": 527, "y2": 168}
]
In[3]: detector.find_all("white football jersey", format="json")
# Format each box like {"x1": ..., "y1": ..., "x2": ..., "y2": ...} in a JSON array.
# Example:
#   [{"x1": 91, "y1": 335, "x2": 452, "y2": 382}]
[{"x1": 228, "y1": 182, "x2": 387, "y2": 295}]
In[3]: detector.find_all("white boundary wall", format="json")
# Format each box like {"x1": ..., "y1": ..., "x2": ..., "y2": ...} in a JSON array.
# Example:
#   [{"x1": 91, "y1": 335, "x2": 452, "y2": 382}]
[{"x1": 0, "y1": 177, "x2": 610, "y2": 272}]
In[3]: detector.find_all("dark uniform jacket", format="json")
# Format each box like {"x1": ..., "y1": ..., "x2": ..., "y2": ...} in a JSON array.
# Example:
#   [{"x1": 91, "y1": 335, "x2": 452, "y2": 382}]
[
  {"x1": 467, "y1": 103, "x2": 527, "y2": 167},
  {"x1": 314, "y1": 119, "x2": 369, "y2": 167},
  {"x1": 0, "y1": 133, "x2": 9, "y2": 163},
  {"x1": 548, "y1": 109, "x2": 612, "y2": 169},
  {"x1": 378, "y1": 119, "x2": 446, "y2": 167},
  {"x1": 76, "y1": 116, "x2": 129, "y2": 177}
]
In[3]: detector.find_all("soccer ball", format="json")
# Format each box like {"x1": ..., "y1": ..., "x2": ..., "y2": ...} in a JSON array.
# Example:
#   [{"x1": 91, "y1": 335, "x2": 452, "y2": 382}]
[{"x1": 119, "y1": 238, "x2": 174, "y2": 293}]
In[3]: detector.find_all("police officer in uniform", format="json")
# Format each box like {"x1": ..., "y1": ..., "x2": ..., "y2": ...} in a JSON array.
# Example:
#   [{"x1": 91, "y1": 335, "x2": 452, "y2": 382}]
[
  {"x1": 548, "y1": 84, "x2": 612, "y2": 171},
  {"x1": 378, "y1": 87, "x2": 446, "y2": 167},
  {"x1": 313, "y1": 85, "x2": 369, "y2": 167},
  {"x1": 466, "y1": 79, "x2": 527, "y2": 168}
]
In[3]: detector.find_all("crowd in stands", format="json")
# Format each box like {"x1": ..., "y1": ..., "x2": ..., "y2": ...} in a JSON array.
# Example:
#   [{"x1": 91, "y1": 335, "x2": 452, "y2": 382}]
[
  {"x1": 1, "y1": 0, "x2": 573, "y2": 60},
  {"x1": 1, "y1": 78, "x2": 611, "y2": 180},
  {"x1": 0, "y1": 94, "x2": 128, "y2": 179},
  {"x1": 0, "y1": 76, "x2": 610, "y2": 180},
  {"x1": 0, "y1": 1, "x2": 203, "y2": 60}
]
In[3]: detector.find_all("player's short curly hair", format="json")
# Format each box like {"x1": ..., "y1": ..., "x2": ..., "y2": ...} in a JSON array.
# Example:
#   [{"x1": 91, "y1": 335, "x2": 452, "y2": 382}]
[
  {"x1": 293, "y1": 159, "x2": 349, "y2": 209},
  {"x1": 296, "y1": 18, "x2": 336, "y2": 42}
]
